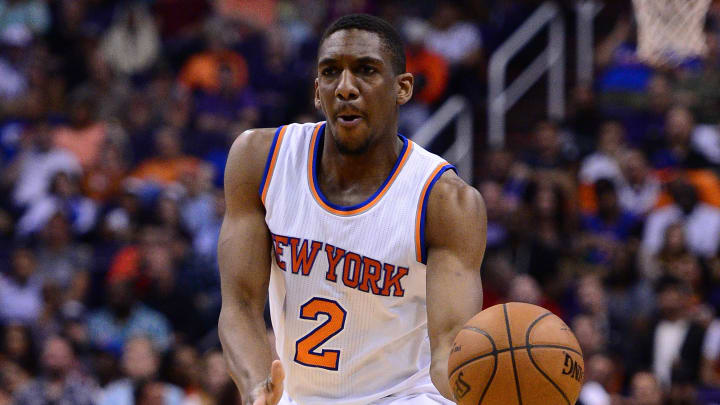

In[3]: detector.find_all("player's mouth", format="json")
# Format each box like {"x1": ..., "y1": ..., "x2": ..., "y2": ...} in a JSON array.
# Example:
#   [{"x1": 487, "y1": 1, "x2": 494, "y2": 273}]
[{"x1": 336, "y1": 114, "x2": 363, "y2": 128}]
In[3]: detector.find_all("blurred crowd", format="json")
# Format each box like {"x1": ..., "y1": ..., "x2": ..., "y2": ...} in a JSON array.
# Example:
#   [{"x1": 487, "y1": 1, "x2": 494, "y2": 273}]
[{"x1": 4, "y1": 0, "x2": 720, "y2": 404}]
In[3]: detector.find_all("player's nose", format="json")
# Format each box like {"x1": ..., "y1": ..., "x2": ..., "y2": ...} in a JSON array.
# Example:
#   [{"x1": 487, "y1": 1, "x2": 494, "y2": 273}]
[{"x1": 335, "y1": 69, "x2": 359, "y2": 101}]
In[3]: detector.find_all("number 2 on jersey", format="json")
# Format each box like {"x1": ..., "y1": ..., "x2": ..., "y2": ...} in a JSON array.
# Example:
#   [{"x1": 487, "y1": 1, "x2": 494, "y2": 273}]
[{"x1": 294, "y1": 297, "x2": 347, "y2": 370}]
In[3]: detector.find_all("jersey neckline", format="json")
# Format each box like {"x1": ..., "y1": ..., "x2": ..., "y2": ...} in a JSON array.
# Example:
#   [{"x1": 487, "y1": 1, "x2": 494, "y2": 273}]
[{"x1": 307, "y1": 122, "x2": 413, "y2": 216}]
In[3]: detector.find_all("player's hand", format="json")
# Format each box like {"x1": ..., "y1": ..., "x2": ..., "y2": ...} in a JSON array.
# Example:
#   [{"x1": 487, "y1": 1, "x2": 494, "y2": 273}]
[{"x1": 251, "y1": 360, "x2": 285, "y2": 405}]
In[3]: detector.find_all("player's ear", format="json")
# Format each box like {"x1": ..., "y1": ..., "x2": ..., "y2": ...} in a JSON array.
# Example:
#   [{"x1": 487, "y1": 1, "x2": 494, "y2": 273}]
[
  {"x1": 314, "y1": 78, "x2": 321, "y2": 110},
  {"x1": 396, "y1": 72, "x2": 414, "y2": 106}
]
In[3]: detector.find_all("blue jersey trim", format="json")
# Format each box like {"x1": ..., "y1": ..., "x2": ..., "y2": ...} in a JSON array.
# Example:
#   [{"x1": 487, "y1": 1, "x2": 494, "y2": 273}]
[
  {"x1": 258, "y1": 126, "x2": 285, "y2": 199},
  {"x1": 310, "y1": 123, "x2": 410, "y2": 212},
  {"x1": 419, "y1": 164, "x2": 456, "y2": 264}
]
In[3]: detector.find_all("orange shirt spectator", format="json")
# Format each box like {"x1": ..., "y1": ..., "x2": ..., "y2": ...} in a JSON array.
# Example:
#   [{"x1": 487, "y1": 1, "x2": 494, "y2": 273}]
[
  {"x1": 179, "y1": 50, "x2": 249, "y2": 93},
  {"x1": 131, "y1": 158, "x2": 201, "y2": 186},
  {"x1": 130, "y1": 127, "x2": 201, "y2": 186},
  {"x1": 214, "y1": 0, "x2": 277, "y2": 28},
  {"x1": 53, "y1": 123, "x2": 107, "y2": 171},
  {"x1": 406, "y1": 47, "x2": 449, "y2": 105}
]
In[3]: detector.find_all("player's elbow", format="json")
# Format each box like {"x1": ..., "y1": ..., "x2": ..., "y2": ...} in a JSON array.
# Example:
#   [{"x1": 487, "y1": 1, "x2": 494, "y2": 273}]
[{"x1": 430, "y1": 356, "x2": 454, "y2": 401}]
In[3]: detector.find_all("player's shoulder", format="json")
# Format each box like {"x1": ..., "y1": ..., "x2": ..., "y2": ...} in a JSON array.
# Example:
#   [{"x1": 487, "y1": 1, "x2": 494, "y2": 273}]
[
  {"x1": 225, "y1": 123, "x2": 319, "y2": 193},
  {"x1": 429, "y1": 171, "x2": 485, "y2": 218},
  {"x1": 224, "y1": 127, "x2": 280, "y2": 197},
  {"x1": 425, "y1": 170, "x2": 486, "y2": 247}
]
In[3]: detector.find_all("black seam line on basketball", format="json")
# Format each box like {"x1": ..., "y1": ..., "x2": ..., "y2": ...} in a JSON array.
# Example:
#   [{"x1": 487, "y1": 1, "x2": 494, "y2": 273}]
[
  {"x1": 478, "y1": 342, "x2": 499, "y2": 405},
  {"x1": 449, "y1": 327, "x2": 498, "y2": 377},
  {"x1": 450, "y1": 327, "x2": 498, "y2": 404},
  {"x1": 504, "y1": 304, "x2": 523, "y2": 405},
  {"x1": 448, "y1": 343, "x2": 583, "y2": 378},
  {"x1": 525, "y1": 312, "x2": 571, "y2": 405}
]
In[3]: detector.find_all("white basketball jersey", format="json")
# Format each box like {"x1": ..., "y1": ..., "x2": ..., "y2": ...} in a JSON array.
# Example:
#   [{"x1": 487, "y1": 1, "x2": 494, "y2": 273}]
[{"x1": 260, "y1": 122, "x2": 454, "y2": 405}]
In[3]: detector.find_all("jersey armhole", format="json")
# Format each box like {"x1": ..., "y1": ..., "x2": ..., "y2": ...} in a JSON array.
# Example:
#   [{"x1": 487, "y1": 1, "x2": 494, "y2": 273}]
[
  {"x1": 415, "y1": 163, "x2": 457, "y2": 264},
  {"x1": 259, "y1": 125, "x2": 288, "y2": 206}
]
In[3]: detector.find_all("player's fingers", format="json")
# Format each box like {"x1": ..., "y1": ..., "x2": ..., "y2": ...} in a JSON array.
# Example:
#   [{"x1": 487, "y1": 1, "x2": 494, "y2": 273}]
[{"x1": 270, "y1": 360, "x2": 285, "y2": 398}]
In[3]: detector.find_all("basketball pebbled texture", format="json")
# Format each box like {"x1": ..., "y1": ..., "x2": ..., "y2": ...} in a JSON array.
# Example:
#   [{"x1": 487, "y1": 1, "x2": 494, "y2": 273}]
[{"x1": 448, "y1": 302, "x2": 584, "y2": 405}]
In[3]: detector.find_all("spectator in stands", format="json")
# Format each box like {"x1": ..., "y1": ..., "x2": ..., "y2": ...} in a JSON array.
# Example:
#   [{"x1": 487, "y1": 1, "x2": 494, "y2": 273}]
[
  {"x1": 180, "y1": 163, "x2": 215, "y2": 237},
  {"x1": 192, "y1": 60, "x2": 259, "y2": 153},
  {"x1": 0, "y1": 23, "x2": 30, "y2": 103},
  {"x1": 675, "y1": 27, "x2": 720, "y2": 124},
  {"x1": 595, "y1": 15, "x2": 652, "y2": 94},
  {"x1": 0, "y1": 246, "x2": 42, "y2": 325},
  {"x1": 87, "y1": 279, "x2": 172, "y2": 354},
  {"x1": 100, "y1": 2, "x2": 160, "y2": 78},
  {"x1": 165, "y1": 344, "x2": 210, "y2": 403},
  {"x1": 506, "y1": 274, "x2": 563, "y2": 318},
  {"x1": 579, "y1": 353, "x2": 614, "y2": 405},
  {"x1": 178, "y1": 17, "x2": 249, "y2": 94},
  {"x1": 0, "y1": 0, "x2": 50, "y2": 37},
  {"x1": 572, "y1": 313, "x2": 607, "y2": 359},
  {"x1": 690, "y1": 120, "x2": 720, "y2": 167},
  {"x1": 12, "y1": 335, "x2": 97, "y2": 405},
  {"x1": 399, "y1": 18, "x2": 449, "y2": 134},
  {"x1": 82, "y1": 143, "x2": 128, "y2": 203},
  {"x1": 17, "y1": 171, "x2": 98, "y2": 237},
  {"x1": 567, "y1": 84, "x2": 603, "y2": 157},
  {"x1": 75, "y1": 48, "x2": 131, "y2": 123},
  {"x1": 512, "y1": 179, "x2": 573, "y2": 288},
  {"x1": 425, "y1": 1, "x2": 482, "y2": 68},
  {"x1": 579, "y1": 178, "x2": 640, "y2": 264},
  {"x1": 617, "y1": 149, "x2": 661, "y2": 217},
  {"x1": 643, "y1": 223, "x2": 690, "y2": 282},
  {"x1": 701, "y1": 313, "x2": 720, "y2": 388},
  {"x1": 188, "y1": 188, "x2": 224, "y2": 264},
  {"x1": 33, "y1": 212, "x2": 92, "y2": 302},
  {"x1": 139, "y1": 233, "x2": 202, "y2": 342},
  {"x1": 1, "y1": 323, "x2": 37, "y2": 375},
  {"x1": 251, "y1": 25, "x2": 308, "y2": 128},
  {"x1": 99, "y1": 335, "x2": 184, "y2": 405},
  {"x1": 481, "y1": 148, "x2": 528, "y2": 213},
  {"x1": 478, "y1": 180, "x2": 510, "y2": 250},
  {"x1": 652, "y1": 106, "x2": 714, "y2": 169},
  {"x1": 52, "y1": 91, "x2": 109, "y2": 172},
  {"x1": 6, "y1": 122, "x2": 81, "y2": 209},
  {"x1": 200, "y1": 349, "x2": 231, "y2": 403},
  {"x1": 578, "y1": 121, "x2": 626, "y2": 186},
  {"x1": 130, "y1": 126, "x2": 202, "y2": 189},
  {"x1": 636, "y1": 276, "x2": 706, "y2": 388},
  {"x1": 0, "y1": 358, "x2": 31, "y2": 403},
  {"x1": 523, "y1": 120, "x2": 577, "y2": 170},
  {"x1": 642, "y1": 179, "x2": 720, "y2": 258},
  {"x1": 627, "y1": 371, "x2": 663, "y2": 405}
]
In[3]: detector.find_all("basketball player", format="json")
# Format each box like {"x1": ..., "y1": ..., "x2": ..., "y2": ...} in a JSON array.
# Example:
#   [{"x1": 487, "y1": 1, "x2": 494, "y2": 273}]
[{"x1": 218, "y1": 14, "x2": 486, "y2": 405}]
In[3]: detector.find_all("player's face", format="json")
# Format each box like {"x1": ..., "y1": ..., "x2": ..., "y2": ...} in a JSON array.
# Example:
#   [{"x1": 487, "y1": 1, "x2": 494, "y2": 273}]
[{"x1": 315, "y1": 29, "x2": 412, "y2": 154}]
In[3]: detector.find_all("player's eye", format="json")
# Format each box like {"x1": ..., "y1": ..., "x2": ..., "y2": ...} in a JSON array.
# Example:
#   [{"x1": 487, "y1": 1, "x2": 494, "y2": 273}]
[
  {"x1": 360, "y1": 65, "x2": 377, "y2": 75},
  {"x1": 321, "y1": 67, "x2": 338, "y2": 76}
]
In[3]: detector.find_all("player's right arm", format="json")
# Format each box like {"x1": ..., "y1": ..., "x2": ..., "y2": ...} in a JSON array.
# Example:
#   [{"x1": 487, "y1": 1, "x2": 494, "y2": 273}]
[{"x1": 218, "y1": 128, "x2": 284, "y2": 404}]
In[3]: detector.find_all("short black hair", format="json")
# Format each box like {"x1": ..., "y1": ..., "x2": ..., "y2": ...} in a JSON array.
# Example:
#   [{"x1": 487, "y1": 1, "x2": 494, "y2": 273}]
[
  {"x1": 594, "y1": 178, "x2": 616, "y2": 196},
  {"x1": 320, "y1": 14, "x2": 406, "y2": 75}
]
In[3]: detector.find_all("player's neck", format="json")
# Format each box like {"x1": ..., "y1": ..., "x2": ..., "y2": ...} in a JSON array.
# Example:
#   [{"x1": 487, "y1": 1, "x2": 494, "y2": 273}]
[{"x1": 317, "y1": 130, "x2": 404, "y2": 206}]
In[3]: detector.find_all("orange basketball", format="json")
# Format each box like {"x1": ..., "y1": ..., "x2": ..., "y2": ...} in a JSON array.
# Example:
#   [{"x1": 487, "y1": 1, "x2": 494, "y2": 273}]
[{"x1": 448, "y1": 302, "x2": 584, "y2": 405}]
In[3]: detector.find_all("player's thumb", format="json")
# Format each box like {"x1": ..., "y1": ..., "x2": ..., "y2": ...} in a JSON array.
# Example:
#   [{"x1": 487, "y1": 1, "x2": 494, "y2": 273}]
[{"x1": 270, "y1": 360, "x2": 285, "y2": 398}]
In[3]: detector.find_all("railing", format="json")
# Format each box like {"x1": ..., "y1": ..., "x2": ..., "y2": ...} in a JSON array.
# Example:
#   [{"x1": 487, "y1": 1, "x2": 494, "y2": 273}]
[
  {"x1": 412, "y1": 95, "x2": 473, "y2": 184},
  {"x1": 488, "y1": 1, "x2": 565, "y2": 149},
  {"x1": 576, "y1": 0, "x2": 603, "y2": 84}
]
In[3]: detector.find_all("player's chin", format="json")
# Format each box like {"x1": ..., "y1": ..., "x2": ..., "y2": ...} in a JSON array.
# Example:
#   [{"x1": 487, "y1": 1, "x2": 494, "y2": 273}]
[
  {"x1": 334, "y1": 132, "x2": 371, "y2": 155},
  {"x1": 331, "y1": 122, "x2": 370, "y2": 153}
]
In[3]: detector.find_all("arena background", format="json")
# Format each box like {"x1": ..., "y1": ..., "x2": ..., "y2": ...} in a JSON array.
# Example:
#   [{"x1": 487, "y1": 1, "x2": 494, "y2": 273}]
[{"x1": 0, "y1": 0, "x2": 719, "y2": 404}]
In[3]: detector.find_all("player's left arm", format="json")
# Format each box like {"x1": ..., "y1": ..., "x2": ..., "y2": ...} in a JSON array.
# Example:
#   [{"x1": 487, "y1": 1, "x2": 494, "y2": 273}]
[{"x1": 426, "y1": 171, "x2": 487, "y2": 401}]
